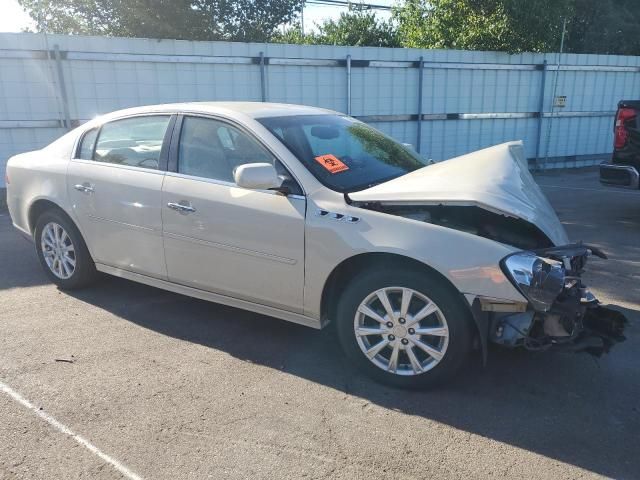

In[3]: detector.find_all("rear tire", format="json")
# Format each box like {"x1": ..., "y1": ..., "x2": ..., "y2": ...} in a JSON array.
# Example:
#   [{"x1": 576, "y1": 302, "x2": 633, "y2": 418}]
[
  {"x1": 335, "y1": 266, "x2": 473, "y2": 389},
  {"x1": 34, "y1": 210, "x2": 98, "y2": 290}
]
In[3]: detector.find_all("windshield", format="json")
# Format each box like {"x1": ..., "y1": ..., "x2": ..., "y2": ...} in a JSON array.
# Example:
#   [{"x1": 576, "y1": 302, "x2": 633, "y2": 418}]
[{"x1": 258, "y1": 115, "x2": 426, "y2": 192}]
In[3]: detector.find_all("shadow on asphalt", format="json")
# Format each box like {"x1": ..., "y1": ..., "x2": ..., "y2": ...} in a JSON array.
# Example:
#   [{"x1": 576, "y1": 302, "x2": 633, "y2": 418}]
[
  {"x1": 67, "y1": 276, "x2": 640, "y2": 479},
  {"x1": 0, "y1": 216, "x2": 49, "y2": 291}
]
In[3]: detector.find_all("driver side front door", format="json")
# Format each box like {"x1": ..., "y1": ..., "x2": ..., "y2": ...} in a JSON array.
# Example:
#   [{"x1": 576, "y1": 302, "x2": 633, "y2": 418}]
[{"x1": 161, "y1": 115, "x2": 306, "y2": 312}]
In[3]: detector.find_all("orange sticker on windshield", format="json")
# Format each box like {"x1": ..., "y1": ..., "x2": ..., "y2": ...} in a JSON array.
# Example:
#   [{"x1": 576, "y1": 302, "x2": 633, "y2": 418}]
[{"x1": 314, "y1": 154, "x2": 349, "y2": 174}]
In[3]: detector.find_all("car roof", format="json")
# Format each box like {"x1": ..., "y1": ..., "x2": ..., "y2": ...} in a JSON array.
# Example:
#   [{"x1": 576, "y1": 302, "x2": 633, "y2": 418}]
[{"x1": 98, "y1": 102, "x2": 340, "y2": 122}]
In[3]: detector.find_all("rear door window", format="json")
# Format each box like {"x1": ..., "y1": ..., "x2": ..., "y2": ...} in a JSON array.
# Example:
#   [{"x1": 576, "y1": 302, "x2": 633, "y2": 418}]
[{"x1": 93, "y1": 116, "x2": 171, "y2": 170}]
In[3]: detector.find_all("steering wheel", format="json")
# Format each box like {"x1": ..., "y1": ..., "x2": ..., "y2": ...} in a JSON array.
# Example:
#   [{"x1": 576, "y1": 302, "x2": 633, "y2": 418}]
[{"x1": 138, "y1": 157, "x2": 159, "y2": 168}]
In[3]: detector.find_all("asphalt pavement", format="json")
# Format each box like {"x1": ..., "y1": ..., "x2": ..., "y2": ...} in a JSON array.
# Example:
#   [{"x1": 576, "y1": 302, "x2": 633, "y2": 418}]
[{"x1": 0, "y1": 168, "x2": 638, "y2": 479}]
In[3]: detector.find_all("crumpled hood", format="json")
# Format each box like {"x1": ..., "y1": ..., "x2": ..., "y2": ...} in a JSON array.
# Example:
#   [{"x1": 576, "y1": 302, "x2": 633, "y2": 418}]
[{"x1": 349, "y1": 141, "x2": 569, "y2": 246}]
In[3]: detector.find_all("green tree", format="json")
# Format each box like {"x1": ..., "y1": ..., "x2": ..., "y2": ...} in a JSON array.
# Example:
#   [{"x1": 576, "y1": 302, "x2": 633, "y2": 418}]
[
  {"x1": 275, "y1": 10, "x2": 400, "y2": 47},
  {"x1": 565, "y1": 0, "x2": 640, "y2": 55},
  {"x1": 18, "y1": 0, "x2": 302, "y2": 42},
  {"x1": 273, "y1": 23, "x2": 319, "y2": 45},
  {"x1": 394, "y1": 0, "x2": 572, "y2": 53},
  {"x1": 316, "y1": 10, "x2": 399, "y2": 47},
  {"x1": 20, "y1": 0, "x2": 640, "y2": 54}
]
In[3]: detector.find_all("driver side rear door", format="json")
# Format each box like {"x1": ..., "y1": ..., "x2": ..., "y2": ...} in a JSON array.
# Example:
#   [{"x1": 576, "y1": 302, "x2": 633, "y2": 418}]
[{"x1": 67, "y1": 114, "x2": 175, "y2": 279}]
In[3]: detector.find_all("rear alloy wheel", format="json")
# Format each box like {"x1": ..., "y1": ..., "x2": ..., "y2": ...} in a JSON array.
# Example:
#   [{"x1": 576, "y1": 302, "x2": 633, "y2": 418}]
[
  {"x1": 35, "y1": 210, "x2": 98, "y2": 289},
  {"x1": 336, "y1": 267, "x2": 473, "y2": 389},
  {"x1": 41, "y1": 222, "x2": 76, "y2": 280}
]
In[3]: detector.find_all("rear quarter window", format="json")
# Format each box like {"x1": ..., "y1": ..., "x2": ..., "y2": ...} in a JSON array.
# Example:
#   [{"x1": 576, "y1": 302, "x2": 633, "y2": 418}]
[{"x1": 76, "y1": 128, "x2": 98, "y2": 160}]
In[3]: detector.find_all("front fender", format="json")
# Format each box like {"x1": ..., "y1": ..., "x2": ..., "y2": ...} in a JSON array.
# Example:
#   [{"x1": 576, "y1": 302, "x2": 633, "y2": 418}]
[{"x1": 304, "y1": 193, "x2": 527, "y2": 320}]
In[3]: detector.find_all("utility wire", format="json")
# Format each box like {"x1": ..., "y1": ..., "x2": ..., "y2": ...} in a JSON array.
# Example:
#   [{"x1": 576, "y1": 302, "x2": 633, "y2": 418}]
[{"x1": 305, "y1": 0, "x2": 392, "y2": 11}]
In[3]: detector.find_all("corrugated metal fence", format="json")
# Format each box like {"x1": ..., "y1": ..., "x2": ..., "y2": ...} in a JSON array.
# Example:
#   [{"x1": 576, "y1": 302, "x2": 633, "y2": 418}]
[{"x1": 2, "y1": 32, "x2": 639, "y2": 187}]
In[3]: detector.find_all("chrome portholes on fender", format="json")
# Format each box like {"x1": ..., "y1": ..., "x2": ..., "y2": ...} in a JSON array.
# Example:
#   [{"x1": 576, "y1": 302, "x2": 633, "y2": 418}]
[
  {"x1": 41, "y1": 222, "x2": 76, "y2": 280},
  {"x1": 315, "y1": 209, "x2": 360, "y2": 223},
  {"x1": 354, "y1": 287, "x2": 450, "y2": 376}
]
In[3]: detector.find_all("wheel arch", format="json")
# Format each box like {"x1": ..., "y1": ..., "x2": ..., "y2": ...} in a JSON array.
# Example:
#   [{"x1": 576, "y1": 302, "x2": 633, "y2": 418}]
[
  {"x1": 28, "y1": 198, "x2": 99, "y2": 288},
  {"x1": 321, "y1": 252, "x2": 465, "y2": 322},
  {"x1": 320, "y1": 252, "x2": 483, "y2": 353},
  {"x1": 27, "y1": 199, "x2": 90, "y2": 261},
  {"x1": 28, "y1": 199, "x2": 75, "y2": 235}
]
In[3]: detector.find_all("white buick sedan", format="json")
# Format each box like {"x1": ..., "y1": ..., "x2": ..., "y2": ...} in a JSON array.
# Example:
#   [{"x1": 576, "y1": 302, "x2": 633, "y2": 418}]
[{"x1": 5, "y1": 102, "x2": 626, "y2": 388}]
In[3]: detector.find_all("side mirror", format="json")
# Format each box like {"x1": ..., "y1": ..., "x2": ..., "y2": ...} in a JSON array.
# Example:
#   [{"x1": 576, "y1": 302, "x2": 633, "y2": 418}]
[{"x1": 233, "y1": 163, "x2": 282, "y2": 191}]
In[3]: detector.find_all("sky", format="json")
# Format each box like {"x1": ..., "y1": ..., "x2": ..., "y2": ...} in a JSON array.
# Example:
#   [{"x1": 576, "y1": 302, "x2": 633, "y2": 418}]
[
  {"x1": 0, "y1": 0, "x2": 393, "y2": 34},
  {"x1": 0, "y1": 0, "x2": 34, "y2": 32}
]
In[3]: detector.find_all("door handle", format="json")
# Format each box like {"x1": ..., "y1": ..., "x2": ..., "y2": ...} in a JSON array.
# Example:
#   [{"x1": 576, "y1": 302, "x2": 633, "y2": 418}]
[
  {"x1": 74, "y1": 183, "x2": 94, "y2": 194},
  {"x1": 167, "y1": 202, "x2": 196, "y2": 213}
]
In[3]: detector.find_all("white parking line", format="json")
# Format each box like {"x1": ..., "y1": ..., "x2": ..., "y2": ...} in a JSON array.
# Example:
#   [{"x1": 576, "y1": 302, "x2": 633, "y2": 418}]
[
  {"x1": 538, "y1": 184, "x2": 640, "y2": 195},
  {"x1": 0, "y1": 380, "x2": 143, "y2": 480}
]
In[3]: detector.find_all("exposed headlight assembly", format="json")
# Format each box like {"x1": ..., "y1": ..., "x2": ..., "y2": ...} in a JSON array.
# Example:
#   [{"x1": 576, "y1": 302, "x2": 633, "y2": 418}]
[{"x1": 502, "y1": 252, "x2": 565, "y2": 312}]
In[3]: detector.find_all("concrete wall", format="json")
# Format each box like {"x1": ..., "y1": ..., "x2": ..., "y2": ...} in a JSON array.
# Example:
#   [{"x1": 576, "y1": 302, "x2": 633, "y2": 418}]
[{"x1": 2, "y1": 32, "x2": 640, "y2": 186}]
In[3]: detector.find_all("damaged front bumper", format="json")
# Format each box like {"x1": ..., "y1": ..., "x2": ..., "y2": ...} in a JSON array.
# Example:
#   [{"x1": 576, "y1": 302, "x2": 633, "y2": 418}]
[{"x1": 477, "y1": 244, "x2": 628, "y2": 358}]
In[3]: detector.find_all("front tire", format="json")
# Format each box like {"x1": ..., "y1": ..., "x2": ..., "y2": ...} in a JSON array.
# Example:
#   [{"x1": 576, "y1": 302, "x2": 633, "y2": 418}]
[
  {"x1": 336, "y1": 266, "x2": 473, "y2": 389},
  {"x1": 34, "y1": 210, "x2": 98, "y2": 290}
]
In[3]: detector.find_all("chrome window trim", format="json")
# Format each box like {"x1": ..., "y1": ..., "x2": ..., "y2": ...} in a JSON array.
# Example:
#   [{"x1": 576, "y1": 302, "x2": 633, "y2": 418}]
[
  {"x1": 69, "y1": 157, "x2": 167, "y2": 176},
  {"x1": 164, "y1": 171, "x2": 306, "y2": 200}
]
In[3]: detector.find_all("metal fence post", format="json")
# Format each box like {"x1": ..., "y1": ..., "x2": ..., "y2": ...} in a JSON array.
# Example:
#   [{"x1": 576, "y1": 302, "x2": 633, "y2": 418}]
[
  {"x1": 534, "y1": 60, "x2": 548, "y2": 170},
  {"x1": 346, "y1": 54, "x2": 352, "y2": 116},
  {"x1": 52, "y1": 44, "x2": 71, "y2": 130},
  {"x1": 259, "y1": 52, "x2": 267, "y2": 102},
  {"x1": 543, "y1": 18, "x2": 568, "y2": 169},
  {"x1": 416, "y1": 56, "x2": 424, "y2": 154}
]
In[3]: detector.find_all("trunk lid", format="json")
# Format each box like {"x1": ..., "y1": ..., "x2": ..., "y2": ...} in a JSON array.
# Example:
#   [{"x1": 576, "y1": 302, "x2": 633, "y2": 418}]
[{"x1": 349, "y1": 141, "x2": 569, "y2": 246}]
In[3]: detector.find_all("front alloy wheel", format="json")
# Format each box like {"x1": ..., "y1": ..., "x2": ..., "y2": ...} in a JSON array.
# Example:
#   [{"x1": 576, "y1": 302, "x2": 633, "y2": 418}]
[
  {"x1": 336, "y1": 266, "x2": 473, "y2": 389},
  {"x1": 355, "y1": 287, "x2": 449, "y2": 376}
]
